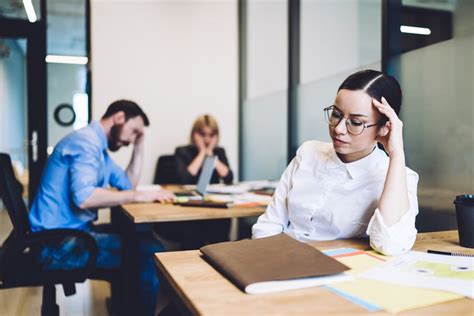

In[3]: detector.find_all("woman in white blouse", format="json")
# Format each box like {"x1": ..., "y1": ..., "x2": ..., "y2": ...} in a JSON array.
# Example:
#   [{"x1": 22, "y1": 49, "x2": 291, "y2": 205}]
[{"x1": 252, "y1": 69, "x2": 419, "y2": 256}]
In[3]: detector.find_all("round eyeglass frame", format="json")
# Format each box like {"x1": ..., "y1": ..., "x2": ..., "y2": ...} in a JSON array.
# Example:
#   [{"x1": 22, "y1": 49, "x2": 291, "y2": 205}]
[{"x1": 323, "y1": 105, "x2": 379, "y2": 136}]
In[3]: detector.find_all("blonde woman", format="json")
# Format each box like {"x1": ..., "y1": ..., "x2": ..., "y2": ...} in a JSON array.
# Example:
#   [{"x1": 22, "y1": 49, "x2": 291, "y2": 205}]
[
  {"x1": 175, "y1": 114, "x2": 233, "y2": 184},
  {"x1": 156, "y1": 115, "x2": 232, "y2": 249}
]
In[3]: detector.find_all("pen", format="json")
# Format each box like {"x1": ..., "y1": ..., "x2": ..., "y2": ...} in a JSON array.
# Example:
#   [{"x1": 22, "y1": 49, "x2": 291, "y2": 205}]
[{"x1": 427, "y1": 249, "x2": 474, "y2": 257}]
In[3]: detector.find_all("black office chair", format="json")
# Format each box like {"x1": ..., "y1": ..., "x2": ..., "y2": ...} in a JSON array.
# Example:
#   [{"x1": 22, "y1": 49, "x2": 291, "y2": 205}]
[
  {"x1": 0, "y1": 153, "x2": 119, "y2": 316},
  {"x1": 153, "y1": 154, "x2": 178, "y2": 184}
]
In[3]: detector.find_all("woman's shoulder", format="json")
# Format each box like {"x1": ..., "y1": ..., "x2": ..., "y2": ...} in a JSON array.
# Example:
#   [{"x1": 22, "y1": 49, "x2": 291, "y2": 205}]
[
  {"x1": 174, "y1": 145, "x2": 197, "y2": 158},
  {"x1": 296, "y1": 140, "x2": 333, "y2": 160}
]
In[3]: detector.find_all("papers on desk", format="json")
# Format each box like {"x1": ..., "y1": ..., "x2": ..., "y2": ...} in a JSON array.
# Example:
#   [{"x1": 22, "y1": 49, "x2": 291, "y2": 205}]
[
  {"x1": 246, "y1": 273, "x2": 352, "y2": 294},
  {"x1": 136, "y1": 184, "x2": 162, "y2": 191},
  {"x1": 230, "y1": 193, "x2": 272, "y2": 206},
  {"x1": 207, "y1": 180, "x2": 278, "y2": 195},
  {"x1": 362, "y1": 251, "x2": 474, "y2": 299},
  {"x1": 325, "y1": 248, "x2": 464, "y2": 313}
]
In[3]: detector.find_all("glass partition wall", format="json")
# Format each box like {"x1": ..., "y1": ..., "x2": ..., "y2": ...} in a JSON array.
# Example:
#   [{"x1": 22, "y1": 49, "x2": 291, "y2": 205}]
[
  {"x1": 296, "y1": 0, "x2": 382, "y2": 146},
  {"x1": 240, "y1": 0, "x2": 473, "y2": 233},
  {"x1": 240, "y1": 0, "x2": 288, "y2": 181},
  {"x1": 240, "y1": 0, "x2": 382, "y2": 180},
  {"x1": 389, "y1": 0, "x2": 474, "y2": 217},
  {"x1": 47, "y1": 0, "x2": 90, "y2": 152}
]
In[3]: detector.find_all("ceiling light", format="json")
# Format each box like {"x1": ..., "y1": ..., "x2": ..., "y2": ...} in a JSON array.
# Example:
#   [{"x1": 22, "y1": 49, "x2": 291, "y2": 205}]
[
  {"x1": 45, "y1": 55, "x2": 88, "y2": 65},
  {"x1": 400, "y1": 25, "x2": 431, "y2": 36},
  {"x1": 23, "y1": 0, "x2": 37, "y2": 23}
]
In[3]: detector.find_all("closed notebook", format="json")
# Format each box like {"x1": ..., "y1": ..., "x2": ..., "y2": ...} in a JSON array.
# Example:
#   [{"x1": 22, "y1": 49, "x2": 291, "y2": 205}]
[{"x1": 200, "y1": 234, "x2": 351, "y2": 294}]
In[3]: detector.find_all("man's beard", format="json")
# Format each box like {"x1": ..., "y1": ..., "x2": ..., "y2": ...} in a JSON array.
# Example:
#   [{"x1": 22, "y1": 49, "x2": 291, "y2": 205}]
[{"x1": 108, "y1": 124, "x2": 122, "y2": 152}]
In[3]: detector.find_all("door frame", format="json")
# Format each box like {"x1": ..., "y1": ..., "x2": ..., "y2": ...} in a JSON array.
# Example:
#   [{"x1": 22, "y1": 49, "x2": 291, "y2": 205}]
[{"x1": 0, "y1": 0, "x2": 47, "y2": 201}]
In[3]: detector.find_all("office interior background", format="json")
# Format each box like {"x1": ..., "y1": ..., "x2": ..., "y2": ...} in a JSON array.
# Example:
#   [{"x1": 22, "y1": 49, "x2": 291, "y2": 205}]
[{"x1": 0, "y1": 0, "x2": 473, "y2": 313}]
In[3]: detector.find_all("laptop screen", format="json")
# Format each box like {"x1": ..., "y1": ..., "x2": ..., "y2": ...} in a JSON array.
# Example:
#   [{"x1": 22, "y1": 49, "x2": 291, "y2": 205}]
[{"x1": 196, "y1": 155, "x2": 217, "y2": 196}]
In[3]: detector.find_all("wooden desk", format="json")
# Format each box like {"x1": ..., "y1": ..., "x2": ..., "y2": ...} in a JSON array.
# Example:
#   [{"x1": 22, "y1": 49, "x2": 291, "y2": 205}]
[
  {"x1": 111, "y1": 197, "x2": 265, "y2": 315},
  {"x1": 120, "y1": 202, "x2": 265, "y2": 224},
  {"x1": 154, "y1": 231, "x2": 474, "y2": 315}
]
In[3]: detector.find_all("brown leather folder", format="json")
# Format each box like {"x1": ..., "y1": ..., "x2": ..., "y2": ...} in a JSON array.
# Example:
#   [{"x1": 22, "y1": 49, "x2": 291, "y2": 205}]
[{"x1": 200, "y1": 234, "x2": 350, "y2": 293}]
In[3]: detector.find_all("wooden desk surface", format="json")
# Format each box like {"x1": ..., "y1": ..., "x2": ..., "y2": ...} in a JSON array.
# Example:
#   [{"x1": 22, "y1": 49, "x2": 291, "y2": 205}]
[
  {"x1": 120, "y1": 203, "x2": 265, "y2": 224},
  {"x1": 154, "y1": 231, "x2": 474, "y2": 315}
]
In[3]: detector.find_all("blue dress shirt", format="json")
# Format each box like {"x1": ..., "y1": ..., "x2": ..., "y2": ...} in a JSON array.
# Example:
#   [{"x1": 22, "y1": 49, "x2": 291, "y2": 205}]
[{"x1": 29, "y1": 121, "x2": 132, "y2": 231}]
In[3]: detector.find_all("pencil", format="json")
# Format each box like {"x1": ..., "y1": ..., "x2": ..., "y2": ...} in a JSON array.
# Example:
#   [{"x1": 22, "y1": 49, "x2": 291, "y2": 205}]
[{"x1": 427, "y1": 249, "x2": 474, "y2": 257}]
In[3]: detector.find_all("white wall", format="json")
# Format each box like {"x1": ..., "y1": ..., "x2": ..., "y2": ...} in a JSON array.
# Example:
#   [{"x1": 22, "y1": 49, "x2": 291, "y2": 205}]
[{"x1": 91, "y1": 0, "x2": 238, "y2": 184}]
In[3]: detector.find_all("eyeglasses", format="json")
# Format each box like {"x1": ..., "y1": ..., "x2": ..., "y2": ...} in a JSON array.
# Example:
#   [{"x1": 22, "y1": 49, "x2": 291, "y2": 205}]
[{"x1": 323, "y1": 105, "x2": 379, "y2": 135}]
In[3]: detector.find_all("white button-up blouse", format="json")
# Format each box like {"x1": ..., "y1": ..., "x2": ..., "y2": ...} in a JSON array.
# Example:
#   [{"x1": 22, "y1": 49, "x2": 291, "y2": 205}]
[{"x1": 252, "y1": 141, "x2": 419, "y2": 256}]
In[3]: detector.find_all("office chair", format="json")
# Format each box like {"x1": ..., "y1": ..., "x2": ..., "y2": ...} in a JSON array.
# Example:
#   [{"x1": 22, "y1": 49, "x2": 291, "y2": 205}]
[
  {"x1": 0, "y1": 153, "x2": 121, "y2": 316},
  {"x1": 153, "y1": 154, "x2": 178, "y2": 184}
]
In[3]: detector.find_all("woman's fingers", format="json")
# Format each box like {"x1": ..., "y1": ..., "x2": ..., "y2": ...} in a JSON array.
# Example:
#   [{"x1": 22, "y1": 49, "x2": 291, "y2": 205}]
[
  {"x1": 373, "y1": 100, "x2": 392, "y2": 117},
  {"x1": 373, "y1": 98, "x2": 399, "y2": 123}
]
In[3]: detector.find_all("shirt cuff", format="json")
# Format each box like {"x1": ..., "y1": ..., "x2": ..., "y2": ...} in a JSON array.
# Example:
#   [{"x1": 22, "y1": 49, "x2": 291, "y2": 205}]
[
  {"x1": 73, "y1": 185, "x2": 96, "y2": 208},
  {"x1": 366, "y1": 209, "x2": 417, "y2": 256}
]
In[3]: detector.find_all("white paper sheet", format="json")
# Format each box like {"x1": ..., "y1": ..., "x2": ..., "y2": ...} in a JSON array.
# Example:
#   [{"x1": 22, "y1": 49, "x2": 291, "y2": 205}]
[
  {"x1": 136, "y1": 184, "x2": 162, "y2": 191},
  {"x1": 245, "y1": 273, "x2": 353, "y2": 294},
  {"x1": 362, "y1": 251, "x2": 474, "y2": 298},
  {"x1": 207, "y1": 180, "x2": 278, "y2": 194}
]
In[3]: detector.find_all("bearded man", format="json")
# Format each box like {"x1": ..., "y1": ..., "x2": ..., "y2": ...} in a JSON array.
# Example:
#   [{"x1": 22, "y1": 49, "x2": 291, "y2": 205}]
[{"x1": 29, "y1": 99, "x2": 173, "y2": 315}]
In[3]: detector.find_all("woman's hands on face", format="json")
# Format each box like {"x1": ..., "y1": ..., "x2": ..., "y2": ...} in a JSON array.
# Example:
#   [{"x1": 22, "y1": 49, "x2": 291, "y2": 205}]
[
  {"x1": 373, "y1": 97, "x2": 404, "y2": 158},
  {"x1": 193, "y1": 132, "x2": 207, "y2": 152},
  {"x1": 206, "y1": 134, "x2": 218, "y2": 155}
]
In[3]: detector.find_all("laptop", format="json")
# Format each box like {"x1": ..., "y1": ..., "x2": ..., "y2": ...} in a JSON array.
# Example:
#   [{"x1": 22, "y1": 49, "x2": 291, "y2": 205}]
[
  {"x1": 174, "y1": 155, "x2": 230, "y2": 208},
  {"x1": 174, "y1": 155, "x2": 216, "y2": 201}
]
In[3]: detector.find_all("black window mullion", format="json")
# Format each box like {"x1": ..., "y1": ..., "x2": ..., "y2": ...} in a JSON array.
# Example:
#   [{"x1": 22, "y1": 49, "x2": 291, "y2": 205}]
[{"x1": 288, "y1": 0, "x2": 300, "y2": 162}]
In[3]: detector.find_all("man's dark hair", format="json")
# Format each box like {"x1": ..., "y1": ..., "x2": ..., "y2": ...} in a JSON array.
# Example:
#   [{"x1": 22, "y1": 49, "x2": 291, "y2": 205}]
[
  {"x1": 102, "y1": 99, "x2": 150, "y2": 126},
  {"x1": 338, "y1": 70, "x2": 402, "y2": 123}
]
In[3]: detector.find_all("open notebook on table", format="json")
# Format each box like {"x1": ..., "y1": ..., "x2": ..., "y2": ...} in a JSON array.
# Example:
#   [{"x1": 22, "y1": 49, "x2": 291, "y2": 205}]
[{"x1": 200, "y1": 234, "x2": 351, "y2": 294}]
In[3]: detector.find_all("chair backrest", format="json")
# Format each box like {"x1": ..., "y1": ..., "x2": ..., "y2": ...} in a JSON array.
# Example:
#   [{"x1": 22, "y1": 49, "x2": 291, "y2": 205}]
[
  {"x1": 0, "y1": 153, "x2": 31, "y2": 236},
  {"x1": 153, "y1": 154, "x2": 178, "y2": 184}
]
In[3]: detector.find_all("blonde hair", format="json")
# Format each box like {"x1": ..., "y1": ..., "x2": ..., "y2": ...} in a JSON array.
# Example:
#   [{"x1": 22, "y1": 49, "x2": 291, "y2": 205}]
[{"x1": 190, "y1": 114, "x2": 220, "y2": 145}]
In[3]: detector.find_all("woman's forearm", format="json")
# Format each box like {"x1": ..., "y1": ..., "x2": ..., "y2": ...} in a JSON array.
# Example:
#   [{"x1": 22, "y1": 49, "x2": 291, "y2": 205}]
[
  {"x1": 215, "y1": 158, "x2": 229, "y2": 178},
  {"x1": 187, "y1": 150, "x2": 207, "y2": 176},
  {"x1": 378, "y1": 153, "x2": 410, "y2": 226}
]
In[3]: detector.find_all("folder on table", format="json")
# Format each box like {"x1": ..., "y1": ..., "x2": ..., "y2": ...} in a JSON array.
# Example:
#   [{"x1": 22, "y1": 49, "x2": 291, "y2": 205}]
[{"x1": 200, "y1": 234, "x2": 351, "y2": 294}]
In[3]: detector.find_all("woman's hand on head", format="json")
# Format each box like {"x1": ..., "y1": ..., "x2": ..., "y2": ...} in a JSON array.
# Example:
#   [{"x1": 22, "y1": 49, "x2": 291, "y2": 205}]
[{"x1": 373, "y1": 97, "x2": 405, "y2": 158}]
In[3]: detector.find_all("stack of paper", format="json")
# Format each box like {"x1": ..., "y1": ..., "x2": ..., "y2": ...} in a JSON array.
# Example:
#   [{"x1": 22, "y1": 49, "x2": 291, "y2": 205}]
[
  {"x1": 322, "y1": 248, "x2": 466, "y2": 313},
  {"x1": 362, "y1": 251, "x2": 474, "y2": 298},
  {"x1": 207, "y1": 180, "x2": 278, "y2": 195}
]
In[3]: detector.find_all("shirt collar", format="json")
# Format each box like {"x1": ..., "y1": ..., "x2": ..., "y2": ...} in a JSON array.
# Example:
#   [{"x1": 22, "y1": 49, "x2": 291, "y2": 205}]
[
  {"x1": 90, "y1": 121, "x2": 108, "y2": 151},
  {"x1": 344, "y1": 147, "x2": 381, "y2": 179},
  {"x1": 328, "y1": 145, "x2": 381, "y2": 180}
]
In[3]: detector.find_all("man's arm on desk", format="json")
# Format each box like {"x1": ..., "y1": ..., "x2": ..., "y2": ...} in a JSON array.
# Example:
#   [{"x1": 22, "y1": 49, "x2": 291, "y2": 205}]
[{"x1": 79, "y1": 188, "x2": 175, "y2": 209}]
